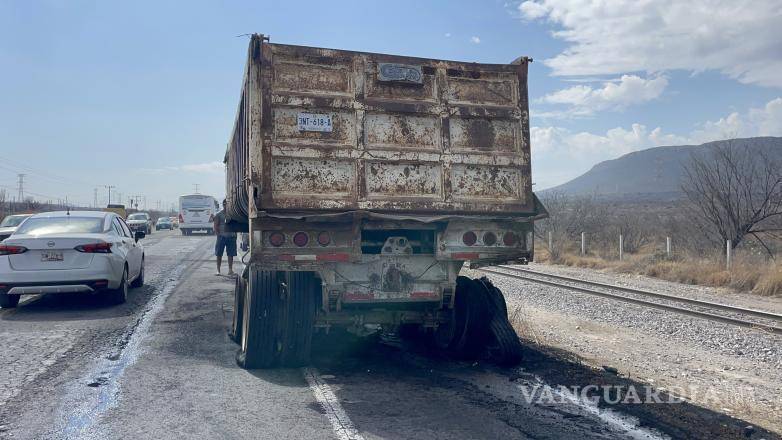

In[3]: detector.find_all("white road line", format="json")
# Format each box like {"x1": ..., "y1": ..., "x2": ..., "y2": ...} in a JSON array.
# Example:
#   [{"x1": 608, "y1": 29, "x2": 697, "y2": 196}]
[{"x1": 302, "y1": 367, "x2": 365, "y2": 440}]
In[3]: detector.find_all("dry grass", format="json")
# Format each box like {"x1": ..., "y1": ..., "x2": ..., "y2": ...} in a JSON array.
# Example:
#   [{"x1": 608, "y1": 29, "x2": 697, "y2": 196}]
[{"x1": 546, "y1": 251, "x2": 782, "y2": 297}]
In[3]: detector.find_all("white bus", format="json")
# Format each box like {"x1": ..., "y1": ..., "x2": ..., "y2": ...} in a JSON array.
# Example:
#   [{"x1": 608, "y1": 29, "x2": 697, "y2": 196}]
[{"x1": 178, "y1": 194, "x2": 219, "y2": 236}]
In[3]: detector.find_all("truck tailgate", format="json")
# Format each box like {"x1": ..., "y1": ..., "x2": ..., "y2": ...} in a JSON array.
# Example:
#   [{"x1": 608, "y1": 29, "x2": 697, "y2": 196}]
[{"x1": 227, "y1": 37, "x2": 534, "y2": 218}]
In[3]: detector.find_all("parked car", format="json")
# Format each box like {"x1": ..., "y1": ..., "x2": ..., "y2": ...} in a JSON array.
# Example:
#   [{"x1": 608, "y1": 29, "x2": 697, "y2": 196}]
[
  {"x1": 0, "y1": 211, "x2": 145, "y2": 308},
  {"x1": 126, "y1": 212, "x2": 153, "y2": 235},
  {"x1": 155, "y1": 217, "x2": 173, "y2": 231},
  {"x1": 0, "y1": 214, "x2": 32, "y2": 242}
]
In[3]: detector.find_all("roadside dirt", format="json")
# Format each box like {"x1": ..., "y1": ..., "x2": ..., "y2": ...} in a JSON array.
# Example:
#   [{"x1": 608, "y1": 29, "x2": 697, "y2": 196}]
[{"x1": 461, "y1": 265, "x2": 782, "y2": 436}]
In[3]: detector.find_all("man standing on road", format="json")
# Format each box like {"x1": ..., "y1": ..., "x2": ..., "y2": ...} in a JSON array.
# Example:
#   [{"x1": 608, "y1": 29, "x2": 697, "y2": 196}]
[{"x1": 211, "y1": 199, "x2": 237, "y2": 276}]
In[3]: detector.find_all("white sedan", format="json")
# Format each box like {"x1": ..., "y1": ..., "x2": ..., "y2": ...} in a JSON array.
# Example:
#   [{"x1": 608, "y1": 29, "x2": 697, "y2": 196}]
[{"x1": 0, "y1": 211, "x2": 145, "y2": 308}]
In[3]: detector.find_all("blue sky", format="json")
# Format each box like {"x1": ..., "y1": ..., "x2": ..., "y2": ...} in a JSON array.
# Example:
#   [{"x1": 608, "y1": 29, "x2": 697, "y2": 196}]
[{"x1": 1, "y1": 0, "x2": 780, "y2": 208}]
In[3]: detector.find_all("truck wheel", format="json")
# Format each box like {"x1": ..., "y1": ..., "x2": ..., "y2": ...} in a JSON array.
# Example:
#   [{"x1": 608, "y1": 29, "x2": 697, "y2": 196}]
[
  {"x1": 430, "y1": 276, "x2": 490, "y2": 359},
  {"x1": 229, "y1": 274, "x2": 246, "y2": 344},
  {"x1": 236, "y1": 269, "x2": 319, "y2": 369},
  {"x1": 475, "y1": 278, "x2": 523, "y2": 366},
  {"x1": 0, "y1": 294, "x2": 20, "y2": 308},
  {"x1": 279, "y1": 271, "x2": 319, "y2": 367}
]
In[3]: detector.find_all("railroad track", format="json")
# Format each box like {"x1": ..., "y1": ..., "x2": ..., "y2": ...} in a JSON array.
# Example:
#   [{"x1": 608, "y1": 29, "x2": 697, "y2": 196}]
[{"x1": 480, "y1": 265, "x2": 782, "y2": 335}]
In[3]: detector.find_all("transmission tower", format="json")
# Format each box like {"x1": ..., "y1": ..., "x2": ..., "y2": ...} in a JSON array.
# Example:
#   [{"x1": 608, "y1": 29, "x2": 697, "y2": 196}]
[{"x1": 17, "y1": 174, "x2": 25, "y2": 201}]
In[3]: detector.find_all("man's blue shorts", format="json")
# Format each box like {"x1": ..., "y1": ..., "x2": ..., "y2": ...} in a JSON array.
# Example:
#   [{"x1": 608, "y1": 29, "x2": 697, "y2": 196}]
[{"x1": 215, "y1": 235, "x2": 237, "y2": 257}]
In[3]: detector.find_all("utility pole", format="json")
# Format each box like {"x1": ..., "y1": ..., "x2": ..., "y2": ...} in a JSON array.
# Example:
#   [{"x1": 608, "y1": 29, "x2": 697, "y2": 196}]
[
  {"x1": 104, "y1": 185, "x2": 115, "y2": 206},
  {"x1": 193, "y1": 183, "x2": 200, "y2": 194},
  {"x1": 17, "y1": 174, "x2": 25, "y2": 202},
  {"x1": 94, "y1": 188, "x2": 98, "y2": 208}
]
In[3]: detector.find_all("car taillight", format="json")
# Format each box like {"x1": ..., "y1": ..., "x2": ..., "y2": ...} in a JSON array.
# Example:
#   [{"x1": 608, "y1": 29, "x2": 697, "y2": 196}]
[
  {"x1": 317, "y1": 231, "x2": 331, "y2": 246},
  {"x1": 483, "y1": 232, "x2": 497, "y2": 246},
  {"x1": 462, "y1": 231, "x2": 477, "y2": 246},
  {"x1": 0, "y1": 245, "x2": 27, "y2": 256},
  {"x1": 293, "y1": 232, "x2": 309, "y2": 247},
  {"x1": 269, "y1": 232, "x2": 285, "y2": 247},
  {"x1": 503, "y1": 231, "x2": 518, "y2": 246},
  {"x1": 75, "y1": 242, "x2": 113, "y2": 253}
]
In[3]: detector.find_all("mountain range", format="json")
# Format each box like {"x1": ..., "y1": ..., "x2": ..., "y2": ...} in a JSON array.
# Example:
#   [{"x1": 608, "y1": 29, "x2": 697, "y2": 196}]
[{"x1": 542, "y1": 137, "x2": 782, "y2": 200}]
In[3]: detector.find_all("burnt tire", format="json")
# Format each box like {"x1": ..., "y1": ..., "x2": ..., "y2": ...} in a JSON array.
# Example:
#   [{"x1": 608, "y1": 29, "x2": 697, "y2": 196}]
[
  {"x1": 0, "y1": 294, "x2": 20, "y2": 309},
  {"x1": 236, "y1": 269, "x2": 319, "y2": 369},
  {"x1": 229, "y1": 274, "x2": 246, "y2": 344},
  {"x1": 431, "y1": 276, "x2": 490, "y2": 359},
  {"x1": 476, "y1": 276, "x2": 507, "y2": 318},
  {"x1": 475, "y1": 278, "x2": 523, "y2": 366}
]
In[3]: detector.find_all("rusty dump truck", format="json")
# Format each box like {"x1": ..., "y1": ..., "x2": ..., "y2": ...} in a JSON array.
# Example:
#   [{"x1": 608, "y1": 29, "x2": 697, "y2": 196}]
[{"x1": 224, "y1": 34, "x2": 546, "y2": 368}]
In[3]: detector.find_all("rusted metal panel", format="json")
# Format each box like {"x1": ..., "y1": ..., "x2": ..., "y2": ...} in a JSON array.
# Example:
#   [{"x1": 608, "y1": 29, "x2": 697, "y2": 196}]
[
  {"x1": 226, "y1": 35, "x2": 536, "y2": 220},
  {"x1": 365, "y1": 162, "x2": 442, "y2": 199},
  {"x1": 364, "y1": 113, "x2": 441, "y2": 151},
  {"x1": 449, "y1": 117, "x2": 519, "y2": 153}
]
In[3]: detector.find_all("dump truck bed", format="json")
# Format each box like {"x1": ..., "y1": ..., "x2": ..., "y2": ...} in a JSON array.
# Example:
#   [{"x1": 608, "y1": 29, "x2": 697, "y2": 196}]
[{"x1": 225, "y1": 35, "x2": 533, "y2": 221}]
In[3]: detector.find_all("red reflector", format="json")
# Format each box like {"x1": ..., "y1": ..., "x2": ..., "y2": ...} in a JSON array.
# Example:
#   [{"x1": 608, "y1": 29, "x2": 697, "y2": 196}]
[
  {"x1": 317, "y1": 231, "x2": 331, "y2": 246},
  {"x1": 75, "y1": 242, "x2": 112, "y2": 253},
  {"x1": 411, "y1": 291, "x2": 437, "y2": 298},
  {"x1": 503, "y1": 232, "x2": 518, "y2": 246},
  {"x1": 462, "y1": 231, "x2": 477, "y2": 246},
  {"x1": 483, "y1": 231, "x2": 497, "y2": 246},
  {"x1": 452, "y1": 252, "x2": 479, "y2": 260},
  {"x1": 269, "y1": 232, "x2": 285, "y2": 247},
  {"x1": 316, "y1": 253, "x2": 350, "y2": 262},
  {"x1": 94, "y1": 280, "x2": 108, "y2": 286},
  {"x1": 343, "y1": 292, "x2": 375, "y2": 301},
  {"x1": 293, "y1": 232, "x2": 309, "y2": 247},
  {"x1": 0, "y1": 245, "x2": 28, "y2": 256}
]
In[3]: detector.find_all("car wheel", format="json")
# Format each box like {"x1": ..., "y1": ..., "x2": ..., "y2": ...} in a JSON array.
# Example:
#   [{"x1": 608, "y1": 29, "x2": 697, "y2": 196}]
[
  {"x1": 0, "y1": 294, "x2": 20, "y2": 309},
  {"x1": 107, "y1": 267, "x2": 128, "y2": 305},
  {"x1": 130, "y1": 258, "x2": 145, "y2": 288}
]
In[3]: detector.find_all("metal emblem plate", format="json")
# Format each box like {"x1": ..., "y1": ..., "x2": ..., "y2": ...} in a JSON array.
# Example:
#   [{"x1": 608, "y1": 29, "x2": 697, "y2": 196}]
[{"x1": 378, "y1": 63, "x2": 423, "y2": 84}]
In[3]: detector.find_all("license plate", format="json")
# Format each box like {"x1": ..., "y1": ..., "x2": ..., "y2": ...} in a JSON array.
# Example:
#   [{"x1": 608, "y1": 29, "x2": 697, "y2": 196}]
[
  {"x1": 298, "y1": 113, "x2": 332, "y2": 132},
  {"x1": 41, "y1": 252, "x2": 63, "y2": 262}
]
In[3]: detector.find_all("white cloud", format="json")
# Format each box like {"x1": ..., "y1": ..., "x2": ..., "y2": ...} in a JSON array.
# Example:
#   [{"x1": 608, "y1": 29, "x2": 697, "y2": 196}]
[
  {"x1": 518, "y1": 0, "x2": 782, "y2": 87},
  {"x1": 444, "y1": 32, "x2": 452, "y2": 38},
  {"x1": 532, "y1": 97, "x2": 782, "y2": 187},
  {"x1": 539, "y1": 74, "x2": 668, "y2": 117},
  {"x1": 470, "y1": 36, "x2": 481, "y2": 44},
  {"x1": 138, "y1": 161, "x2": 224, "y2": 175}
]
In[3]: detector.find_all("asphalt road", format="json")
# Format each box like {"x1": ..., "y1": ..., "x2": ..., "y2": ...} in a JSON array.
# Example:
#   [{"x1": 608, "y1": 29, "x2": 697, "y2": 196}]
[{"x1": 0, "y1": 230, "x2": 775, "y2": 439}]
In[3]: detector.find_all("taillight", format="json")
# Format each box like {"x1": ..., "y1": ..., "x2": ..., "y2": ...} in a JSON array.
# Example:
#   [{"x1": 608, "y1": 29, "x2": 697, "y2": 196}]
[
  {"x1": 0, "y1": 245, "x2": 27, "y2": 256},
  {"x1": 503, "y1": 232, "x2": 518, "y2": 246},
  {"x1": 462, "y1": 231, "x2": 477, "y2": 246},
  {"x1": 317, "y1": 231, "x2": 331, "y2": 246},
  {"x1": 75, "y1": 242, "x2": 112, "y2": 253},
  {"x1": 269, "y1": 232, "x2": 285, "y2": 247},
  {"x1": 293, "y1": 232, "x2": 309, "y2": 247},
  {"x1": 179, "y1": 214, "x2": 184, "y2": 223},
  {"x1": 483, "y1": 232, "x2": 497, "y2": 246}
]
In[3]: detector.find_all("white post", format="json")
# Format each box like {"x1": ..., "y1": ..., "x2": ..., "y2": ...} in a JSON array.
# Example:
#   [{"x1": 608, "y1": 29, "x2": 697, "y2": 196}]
[
  {"x1": 666, "y1": 236, "x2": 671, "y2": 258},
  {"x1": 726, "y1": 240, "x2": 732, "y2": 270},
  {"x1": 619, "y1": 234, "x2": 623, "y2": 261},
  {"x1": 581, "y1": 232, "x2": 586, "y2": 256},
  {"x1": 548, "y1": 231, "x2": 553, "y2": 253}
]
